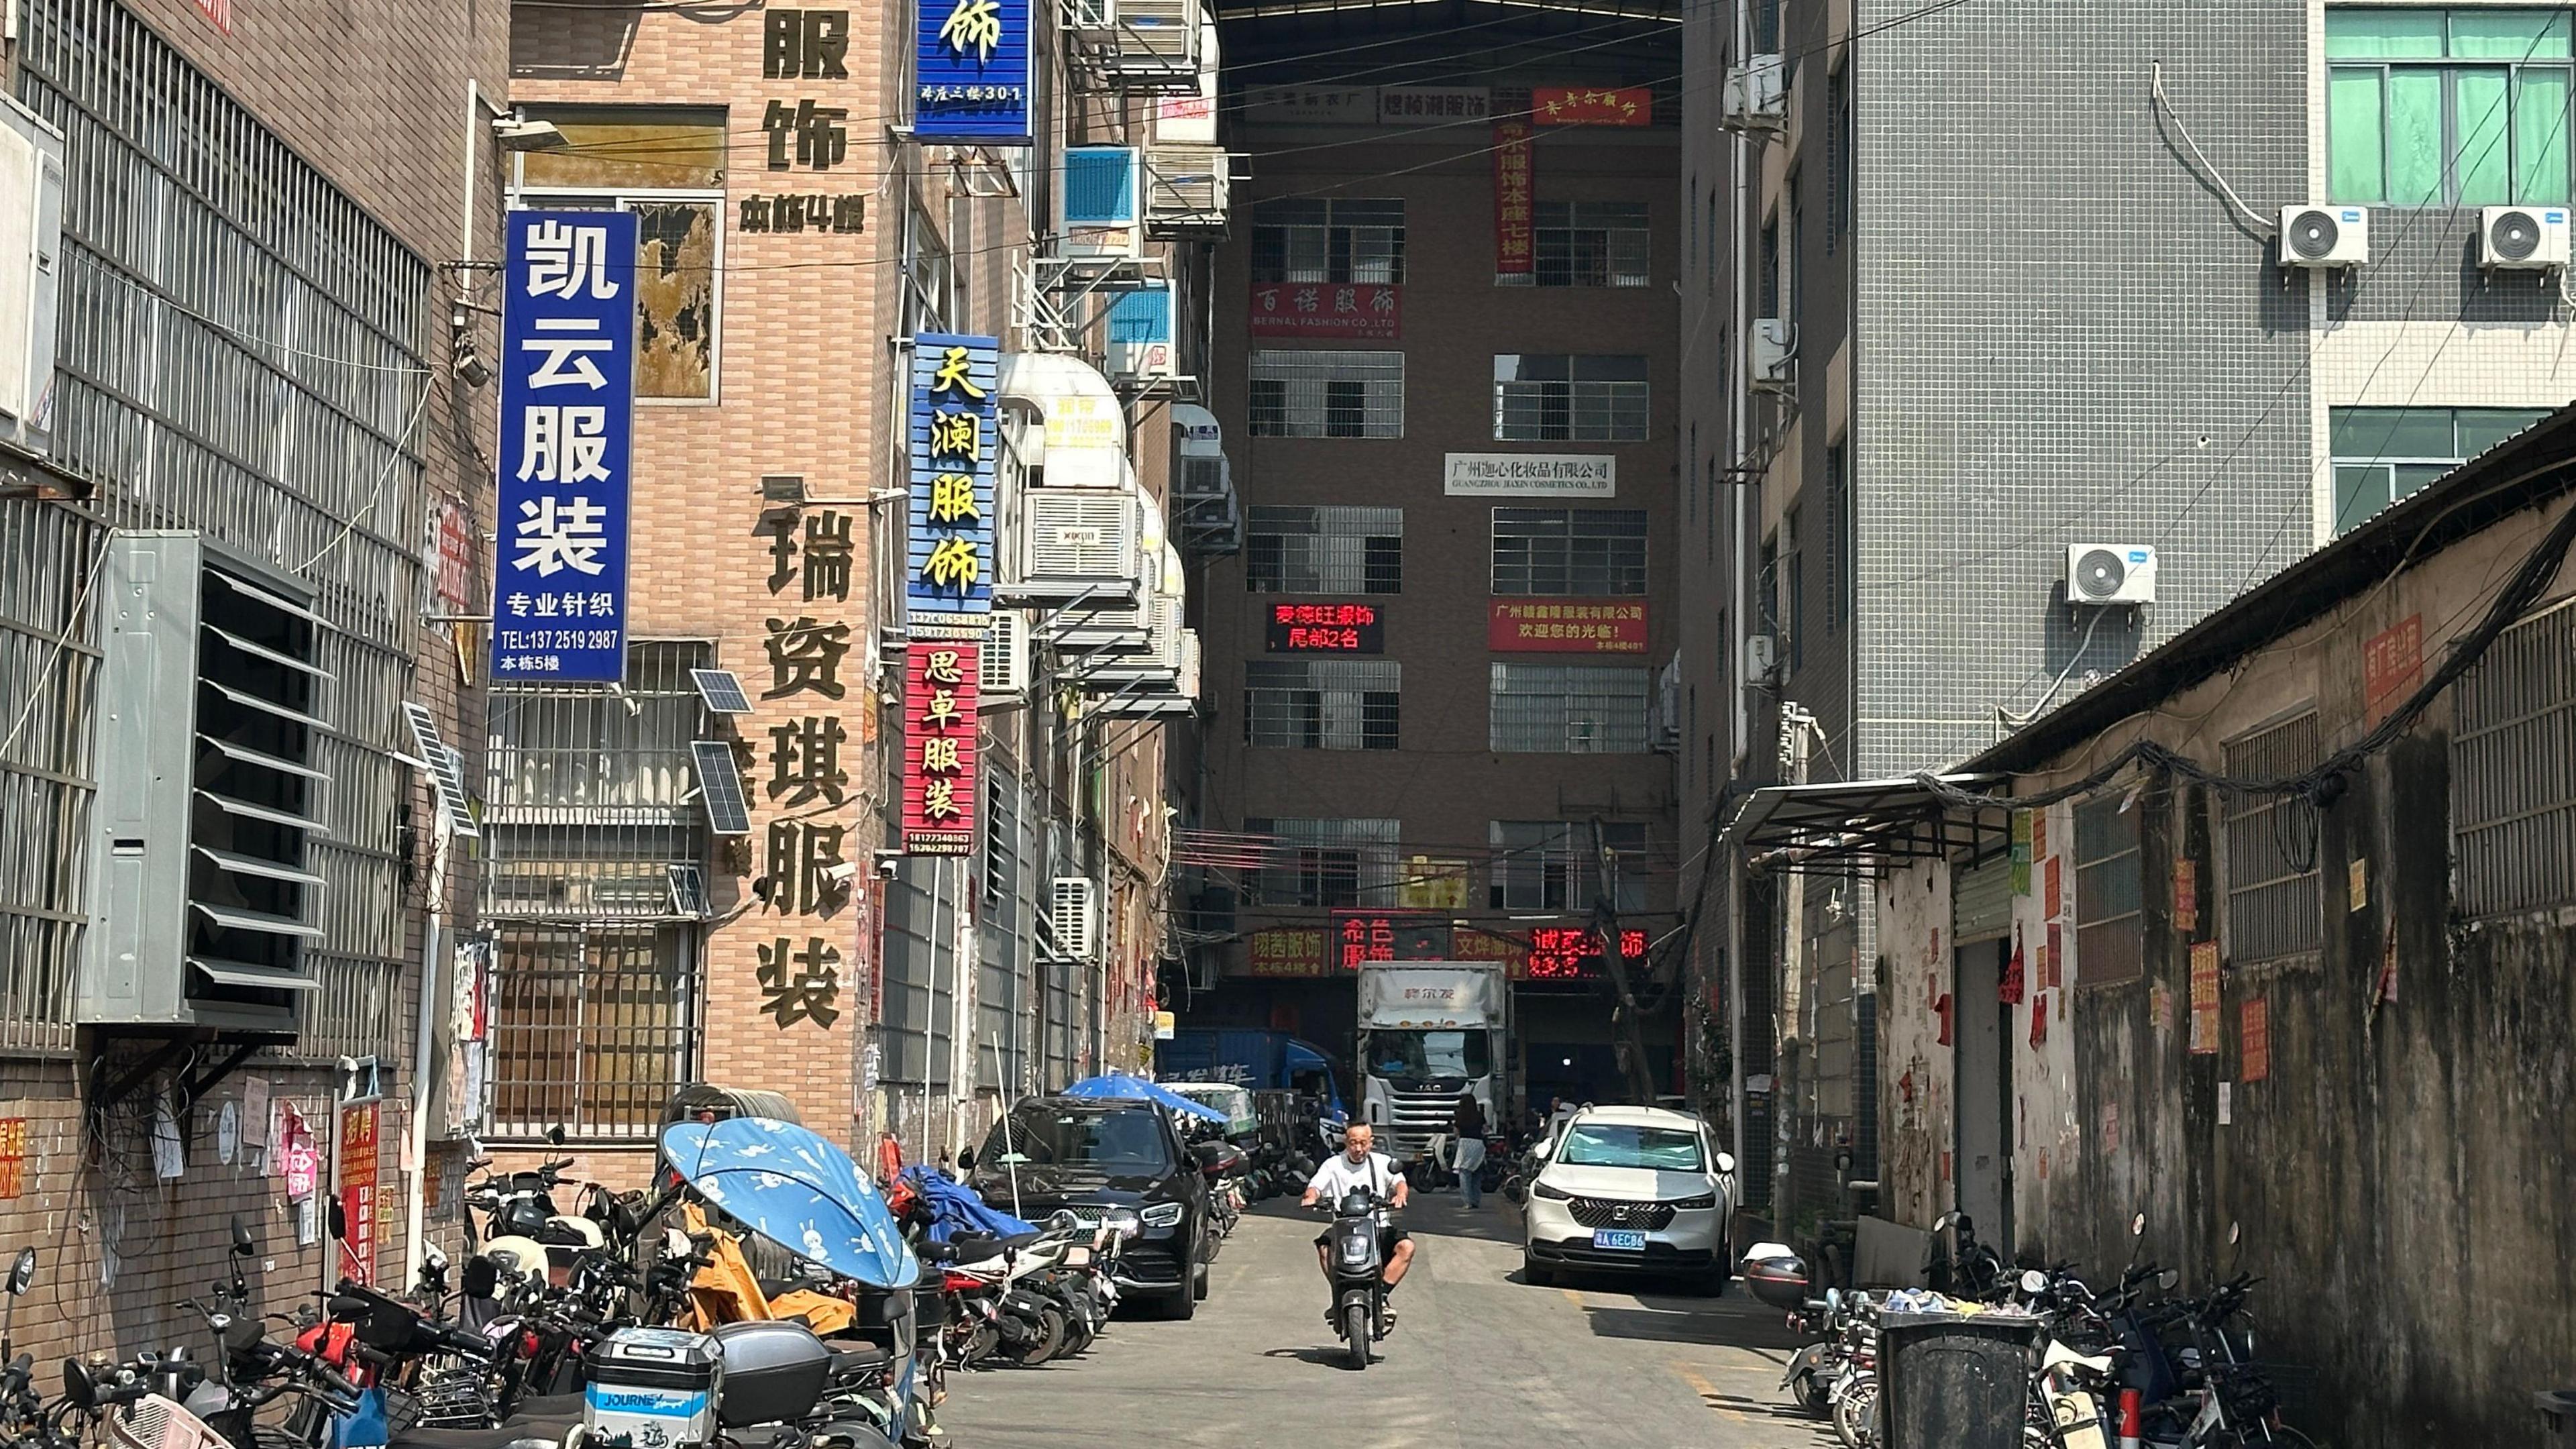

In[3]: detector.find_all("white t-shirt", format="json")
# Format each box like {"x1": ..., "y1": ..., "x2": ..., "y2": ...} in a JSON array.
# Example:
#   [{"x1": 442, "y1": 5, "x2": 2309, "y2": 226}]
[{"x1": 1306, "y1": 1150, "x2": 1402, "y2": 1222}]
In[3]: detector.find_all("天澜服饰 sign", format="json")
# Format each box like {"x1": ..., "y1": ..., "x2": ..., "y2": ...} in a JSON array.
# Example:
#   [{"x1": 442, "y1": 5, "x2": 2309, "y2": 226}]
[
  {"x1": 908, "y1": 334, "x2": 1000, "y2": 623},
  {"x1": 491, "y1": 211, "x2": 637, "y2": 684},
  {"x1": 1444, "y1": 452, "x2": 1615, "y2": 496}
]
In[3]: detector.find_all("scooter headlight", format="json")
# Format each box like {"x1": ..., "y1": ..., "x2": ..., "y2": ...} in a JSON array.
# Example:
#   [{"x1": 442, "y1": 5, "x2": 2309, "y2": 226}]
[{"x1": 1138, "y1": 1201, "x2": 1184, "y2": 1228}]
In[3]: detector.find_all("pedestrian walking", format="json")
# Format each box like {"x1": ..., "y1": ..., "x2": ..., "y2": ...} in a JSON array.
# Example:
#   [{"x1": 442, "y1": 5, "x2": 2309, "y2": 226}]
[{"x1": 1451, "y1": 1093, "x2": 1488, "y2": 1208}]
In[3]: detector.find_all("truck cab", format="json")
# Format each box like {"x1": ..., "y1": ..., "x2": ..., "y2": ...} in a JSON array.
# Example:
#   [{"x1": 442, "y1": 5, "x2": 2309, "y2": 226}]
[{"x1": 1354, "y1": 963, "x2": 1508, "y2": 1161}]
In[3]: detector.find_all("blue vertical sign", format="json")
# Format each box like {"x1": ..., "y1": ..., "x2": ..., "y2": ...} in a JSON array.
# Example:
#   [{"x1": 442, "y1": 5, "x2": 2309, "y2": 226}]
[
  {"x1": 915, "y1": 0, "x2": 1032, "y2": 144},
  {"x1": 906, "y1": 333, "x2": 998, "y2": 624},
  {"x1": 490, "y1": 210, "x2": 638, "y2": 684}
]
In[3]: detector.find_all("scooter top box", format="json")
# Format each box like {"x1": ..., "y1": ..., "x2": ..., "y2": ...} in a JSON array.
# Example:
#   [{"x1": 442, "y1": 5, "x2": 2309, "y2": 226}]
[
  {"x1": 586, "y1": 1328, "x2": 722, "y2": 1449},
  {"x1": 1743, "y1": 1254, "x2": 1811, "y2": 1311}
]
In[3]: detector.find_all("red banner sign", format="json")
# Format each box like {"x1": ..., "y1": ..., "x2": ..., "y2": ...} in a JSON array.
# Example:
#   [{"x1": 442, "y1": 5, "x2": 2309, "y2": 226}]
[
  {"x1": 1527, "y1": 926, "x2": 1650, "y2": 979},
  {"x1": 901, "y1": 641, "x2": 980, "y2": 855},
  {"x1": 1532, "y1": 87, "x2": 1652, "y2": 127},
  {"x1": 1493, "y1": 118, "x2": 1534, "y2": 276},
  {"x1": 2363, "y1": 614, "x2": 2423, "y2": 726},
  {"x1": 1249, "y1": 282, "x2": 1400, "y2": 339},
  {"x1": 1330, "y1": 911, "x2": 1455, "y2": 971},
  {"x1": 1266, "y1": 602, "x2": 1385, "y2": 653},
  {"x1": 1488, "y1": 600, "x2": 1647, "y2": 653},
  {"x1": 2241, "y1": 998, "x2": 2270, "y2": 1082},
  {"x1": 337, "y1": 1100, "x2": 380, "y2": 1285}
]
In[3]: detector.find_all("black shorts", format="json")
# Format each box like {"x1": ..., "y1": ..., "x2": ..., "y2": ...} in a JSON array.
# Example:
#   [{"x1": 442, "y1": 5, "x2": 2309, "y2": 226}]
[{"x1": 1316, "y1": 1225, "x2": 1409, "y2": 1254}]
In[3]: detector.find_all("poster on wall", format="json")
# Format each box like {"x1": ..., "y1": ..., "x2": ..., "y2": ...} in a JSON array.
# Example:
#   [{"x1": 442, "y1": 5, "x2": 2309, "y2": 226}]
[
  {"x1": 336, "y1": 1099, "x2": 381, "y2": 1285},
  {"x1": 490, "y1": 211, "x2": 638, "y2": 684},
  {"x1": 2187, "y1": 943, "x2": 2222, "y2": 1055}
]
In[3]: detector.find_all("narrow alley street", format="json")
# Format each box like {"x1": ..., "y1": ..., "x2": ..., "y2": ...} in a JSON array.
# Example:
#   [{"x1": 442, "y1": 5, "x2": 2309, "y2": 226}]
[{"x1": 942, "y1": 1199, "x2": 1828, "y2": 1449}]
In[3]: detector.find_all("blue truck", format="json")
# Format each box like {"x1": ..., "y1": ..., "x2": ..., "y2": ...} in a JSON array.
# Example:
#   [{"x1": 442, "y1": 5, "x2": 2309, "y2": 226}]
[{"x1": 1157, "y1": 1028, "x2": 1346, "y2": 1120}]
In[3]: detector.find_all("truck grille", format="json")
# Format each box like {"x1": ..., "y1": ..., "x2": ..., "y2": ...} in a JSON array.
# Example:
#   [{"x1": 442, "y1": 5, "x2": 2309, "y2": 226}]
[
  {"x1": 1379, "y1": 1088, "x2": 1464, "y2": 1152},
  {"x1": 1568, "y1": 1197, "x2": 1677, "y2": 1231}
]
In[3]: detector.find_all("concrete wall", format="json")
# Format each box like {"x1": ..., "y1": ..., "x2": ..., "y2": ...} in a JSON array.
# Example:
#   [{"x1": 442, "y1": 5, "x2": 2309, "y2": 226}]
[{"x1": 1879, "y1": 487, "x2": 2576, "y2": 1444}]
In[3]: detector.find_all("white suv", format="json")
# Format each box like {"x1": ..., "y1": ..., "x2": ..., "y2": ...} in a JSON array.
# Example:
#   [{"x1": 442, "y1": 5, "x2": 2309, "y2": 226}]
[{"x1": 1520, "y1": 1104, "x2": 1735, "y2": 1293}]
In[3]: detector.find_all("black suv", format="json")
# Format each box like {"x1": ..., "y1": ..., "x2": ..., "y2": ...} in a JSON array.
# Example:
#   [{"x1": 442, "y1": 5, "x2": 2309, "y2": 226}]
[{"x1": 965, "y1": 1095, "x2": 1216, "y2": 1320}]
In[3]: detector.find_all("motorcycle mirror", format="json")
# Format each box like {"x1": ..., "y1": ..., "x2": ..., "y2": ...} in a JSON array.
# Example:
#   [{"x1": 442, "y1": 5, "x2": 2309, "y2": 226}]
[
  {"x1": 2131, "y1": 1212, "x2": 2146, "y2": 1238},
  {"x1": 1824, "y1": 1287, "x2": 1841, "y2": 1311},
  {"x1": 61, "y1": 1358, "x2": 95, "y2": 1410},
  {"x1": 546, "y1": 1124, "x2": 569, "y2": 1146},
  {"x1": 1931, "y1": 1210, "x2": 1957, "y2": 1231},
  {"x1": 8, "y1": 1247, "x2": 34, "y2": 1295},
  {"x1": 327, "y1": 1197, "x2": 348, "y2": 1242},
  {"x1": 2157, "y1": 1268, "x2": 2180, "y2": 1290},
  {"x1": 2228, "y1": 1221, "x2": 2241, "y2": 1246},
  {"x1": 1714, "y1": 1152, "x2": 1737, "y2": 1175},
  {"x1": 955, "y1": 1147, "x2": 975, "y2": 1171},
  {"x1": 2019, "y1": 1269, "x2": 2047, "y2": 1296},
  {"x1": 230, "y1": 1218, "x2": 255, "y2": 1256}
]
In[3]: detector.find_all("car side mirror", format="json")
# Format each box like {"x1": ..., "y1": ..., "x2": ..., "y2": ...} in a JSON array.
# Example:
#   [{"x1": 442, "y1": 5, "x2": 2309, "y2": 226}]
[
  {"x1": 1713, "y1": 1152, "x2": 1736, "y2": 1175},
  {"x1": 1532, "y1": 1139, "x2": 1554, "y2": 1161},
  {"x1": 8, "y1": 1247, "x2": 34, "y2": 1295}
]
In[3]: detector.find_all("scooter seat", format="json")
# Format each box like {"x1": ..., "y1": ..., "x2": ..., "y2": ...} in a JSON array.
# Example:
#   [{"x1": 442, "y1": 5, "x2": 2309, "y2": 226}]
[
  {"x1": 825, "y1": 1342, "x2": 891, "y2": 1383},
  {"x1": 942, "y1": 1238, "x2": 1010, "y2": 1266},
  {"x1": 506, "y1": 1393, "x2": 587, "y2": 1420}
]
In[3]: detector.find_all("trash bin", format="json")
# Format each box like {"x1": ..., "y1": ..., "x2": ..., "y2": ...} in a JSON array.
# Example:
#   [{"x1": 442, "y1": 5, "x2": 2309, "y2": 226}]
[{"x1": 1879, "y1": 1309, "x2": 2042, "y2": 1449}]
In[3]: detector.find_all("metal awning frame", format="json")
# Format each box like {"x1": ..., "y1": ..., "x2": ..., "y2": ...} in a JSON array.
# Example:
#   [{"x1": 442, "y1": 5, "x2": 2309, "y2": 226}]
[{"x1": 1722, "y1": 773, "x2": 2012, "y2": 875}]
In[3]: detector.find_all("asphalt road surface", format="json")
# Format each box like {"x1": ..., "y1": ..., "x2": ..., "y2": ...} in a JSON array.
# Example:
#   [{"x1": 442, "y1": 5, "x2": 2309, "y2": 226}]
[{"x1": 936, "y1": 1192, "x2": 1835, "y2": 1448}]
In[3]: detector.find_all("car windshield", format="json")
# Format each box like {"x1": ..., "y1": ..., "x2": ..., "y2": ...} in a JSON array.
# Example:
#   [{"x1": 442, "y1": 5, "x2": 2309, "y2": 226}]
[
  {"x1": 983, "y1": 1107, "x2": 1172, "y2": 1172},
  {"x1": 1556, "y1": 1124, "x2": 1704, "y2": 1171},
  {"x1": 1366, "y1": 1030, "x2": 1490, "y2": 1079}
]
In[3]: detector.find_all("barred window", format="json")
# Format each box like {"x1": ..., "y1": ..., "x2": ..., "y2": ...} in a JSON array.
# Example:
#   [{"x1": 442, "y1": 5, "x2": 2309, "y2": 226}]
[
  {"x1": 1250, "y1": 199, "x2": 1405, "y2": 284},
  {"x1": 1515, "y1": 201, "x2": 1650, "y2": 288},
  {"x1": 1249, "y1": 350, "x2": 1405, "y2": 438},
  {"x1": 2453, "y1": 598, "x2": 2576, "y2": 916},
  {"x1": 488, "y1": 925, "x2": 700, "y2": 1141},
  {"x1": 2074, "y1": 793, "x2": 2145, "y2": 984},
  {"x1": 1246, "y1": 506, "x2": 1402, "y2": 593},
  {"x1": 1490, "y1": 820, "x2": 1650, "y2": 910},
  {"x1": 1489, "y1": 663, "x2": 1654, "y2": 753},
  {"x1": 1243, "y1": 816, "x2": 1402, "y2": 907},
  {"x1": 1491, "y1": 508, "x2": 1649, "y2": 595},
  {"x1": 1493, "y1": 354, "x2": 1648, "y2": 441},
  {"x1": 1245, "y1": 659, "x2": 1400, "y2": 750},
  {"x1": 2223, "y1": 712, "x2": 2324, "y2": 963}
]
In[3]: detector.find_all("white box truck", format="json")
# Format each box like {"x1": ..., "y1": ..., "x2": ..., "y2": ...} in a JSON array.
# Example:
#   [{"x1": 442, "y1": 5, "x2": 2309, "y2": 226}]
[{"x1": 1355, "y1": 961, "x2": 1509, "y2": 1161}]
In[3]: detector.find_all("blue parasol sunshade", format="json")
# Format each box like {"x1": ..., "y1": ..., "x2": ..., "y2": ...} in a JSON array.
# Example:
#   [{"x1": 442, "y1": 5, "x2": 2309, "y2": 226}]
[{"x1": 659, "y1": 1116, "x2": 920, "y2": 1289}]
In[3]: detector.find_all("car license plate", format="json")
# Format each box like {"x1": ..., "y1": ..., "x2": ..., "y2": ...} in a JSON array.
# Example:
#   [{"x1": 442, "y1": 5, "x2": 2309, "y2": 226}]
[{"x1": 1592, "y1": 1229, "x2": 1648, "y2": 1252}]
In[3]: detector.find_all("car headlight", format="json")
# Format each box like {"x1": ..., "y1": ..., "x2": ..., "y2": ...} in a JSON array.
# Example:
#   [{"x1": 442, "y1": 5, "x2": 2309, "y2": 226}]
[
  {"x1": 1103, "y1": 1209, "x2": 1142, "y2": 1240},
  {"x1": 1670, "y1": 1194, "x2": 1717, "y2": 1210},
  {"x1": 1532, "y1": 1181, "x2": 1572, "y2": 1201},
  {"x1": 1139, "y1": 1201, "x2": 1185, "y2": 1228}
]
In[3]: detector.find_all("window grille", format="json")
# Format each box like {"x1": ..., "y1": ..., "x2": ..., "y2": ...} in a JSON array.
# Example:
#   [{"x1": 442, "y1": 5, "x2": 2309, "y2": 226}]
[
  {"x1": 1489, "y1": 820, "x2": 1649, "y2": 910},
  {"x1": 2453, "y1": 597, "x2": 2576, "y2": 916},
  {"x1": 1489, "y1": 664, "x2": 1654, "y2": 753},
  {"x1": 486, "y1": 924, "x2": 698, "y2": 1140},
  {"x1": 1493, "y1": 355, "x2": 1648, "y2": 441},
  {"x1": 1248, "y1": 351, "x2": 1403, "y2": 438},
  {"x1": 1509, "y1": 201, "x2": 1650, "y2": 288},
  {"x1": 1250, "y1": 199, "x2": 1405, "y2": 284},
  {"x1": 2223, "y1": 712, "x2": 2324, "y2": 962},
  {"x1": 1244, "y1": 659, "x2": 1399, "y2": 750},
  {"x1": 1491, "y1": 508, "x2": 1648, "y2": 596},
  {"x1": 1242, "y1": 817, "x2": 1401, "y2": 908},
  {"x1": 1246, "y1": 506, "x2": 1401, "y2": 593},
  {"x1": 2074, "y1": 793, "x2": 2145, "y2": 983},
  {"x1": 0, "y1": 501, "x2": 104, "y2": 1052}
]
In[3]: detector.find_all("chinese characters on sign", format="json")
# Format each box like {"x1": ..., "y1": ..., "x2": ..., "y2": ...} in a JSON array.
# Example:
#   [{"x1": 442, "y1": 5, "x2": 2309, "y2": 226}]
[
  {"x1": 336, "y1": 1100, "x2": 380, "y2": 1285},
  {"x1": 902, "y1": 642, "x2": 981, "y2": 855},
  {"x1": 1248, "y1": 282, "x2": 1401, "y2": 340},
  {"x1": 1526, "y1": 927, "x2": 1648, "y2": 980},
  {"x1": 1329, "y1": 911, "x2": 1452, "y2": 970},
  {"x1": 1377, "y1": 86, "x2": 1491, "y2": 123},
  {"x1": 2363, "y1": 614, "x2": 2424, "y2": 727},
  {"x1": 759, "y1": 936, "x2": 844, "y2": 1028},
  {"x1": 1265, "y1": 602, "x2": 1386, "y2": 653},
  {"x1": 2188, "y1": 942, "x2": 2221, "y2": 1055},
  {"x1": 1488, "y1": 600, "x2": 1647, "y2": 654},
  {"x1": 1442, "y1": 453, "x2": 1615, "y2": 496},
  {"x1": 762, "y1": 99, "x2": 851, "y2": 170},
  {"x1": 2241, "y1": 998, "x2": 2269, "y2": 1082},
  {"x1": 907, "y1": 335, "x2": 999, "y2": 623},
  {"x1": 765, "y1": 8, "x2": 849, "y2": 77},
  {"x1": 1532, "y1": 86, "x2": 1653, "y2": 126},
  {"x1": 915, "y1": 0, "x2": 1032, "y2": 143},
  {"x1": 739, "y1": 195, "x2": 865, "y2": 234},
  {"x1": 491, "y1": 211, "x2": 637, "y2": 684},
  {"x1": 1493, "y1": 117, "x2": 1534, "y2": 276},
  {"x1": 1244, "y1": 928, "x2": 1328, "y2": 977}
]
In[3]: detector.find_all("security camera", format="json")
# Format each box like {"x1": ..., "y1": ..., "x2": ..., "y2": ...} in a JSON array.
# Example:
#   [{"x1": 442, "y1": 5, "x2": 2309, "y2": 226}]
[
  {"x1": 874, "y1": 851, "x2": 902, "y2": 878},
  {"x1": 822, "y1": 861, "x2": 859, "y2": 885}
]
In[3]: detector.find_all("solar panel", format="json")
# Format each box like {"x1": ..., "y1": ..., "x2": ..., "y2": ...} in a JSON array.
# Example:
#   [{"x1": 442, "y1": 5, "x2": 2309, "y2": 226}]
[
  {"x1": 667, "y1": 864, "x2": 708, "y2": 917},
  {"x1": 692, "y1": 668, "x2": 755, "y2": 716},
  {"x1": 401, "y1": 702, "x2": 480, "y2": 839},
  {"x1": 691, "y1": 740, "x2": 753, "y2": 837}
]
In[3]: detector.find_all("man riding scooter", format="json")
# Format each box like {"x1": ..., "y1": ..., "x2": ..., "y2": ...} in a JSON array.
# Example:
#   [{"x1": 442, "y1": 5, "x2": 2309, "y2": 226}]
[{"x1": 1299, "y1": 1124, "x2": 1413, "y2": 1323}]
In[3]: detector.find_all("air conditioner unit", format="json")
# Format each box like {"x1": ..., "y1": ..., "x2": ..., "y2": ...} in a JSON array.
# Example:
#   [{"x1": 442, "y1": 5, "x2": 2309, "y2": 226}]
[
  {"x1": 1722, "y1": 54, "x2": 1787, "y2": 130},
  {"x1": 1751, "y1": 318, "x2": 1794, "y2": 388},
  {"x1": 1063, "y1": 0, "x2": 1116, "y2": 35},
  {"x1": 1059, "y1": 146, "x2": 1143, "y2": 261},
  {"x1": 0, "y1": 96, "x2": 66, "y2": 460},
  {"x1": 80, "y1": 533, "x2": 327, "y2": 1036},
  {"x1": 1024, "y1": 488, "x2": 1138, "y2": 582},
  {"x1": 2278, "y1": 205, "x2": 2369, "y2": 268},
  {"x1": 2065, "y1": 543, "x2": 2159, "y2": 606},
  {"x1": 1144, "y1": 144, "x2": 1229, "y2": 233},
  {"x1": 1105, "y1": 0, "x2": 1200, "y2": 86},
  {"x1": 1744, "y1": 633, "x2": 1778, "y2": 683},
  {"x1": 2481, "y1": 205, "x2": 2572, "y2": 270},
  {"x1": 979, "y1": 610, "x2": 1030, "y2": 697},
  {"x1": 1104, "y1": 284, "x2": 1177, "y2": 382},
  {"x1": 1177, "y1": 628, "x2": 1202, "y2": 698},
  {"x1": 1051, "y1": 876, "x2": 1099, "y2": 961}
]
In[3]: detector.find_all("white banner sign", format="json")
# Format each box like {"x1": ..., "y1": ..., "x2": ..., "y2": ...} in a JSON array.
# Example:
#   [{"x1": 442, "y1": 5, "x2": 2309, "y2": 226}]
[
  {"x1": 1443, "y1": 453, "x2": 1617, "y2": 497},
  {"x1": 1244, "y1": 87, "x2": 1377, "y2": 125},
  {"x1": 1378, "y1": 87, "x2": 1491, "y2": 124}
]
